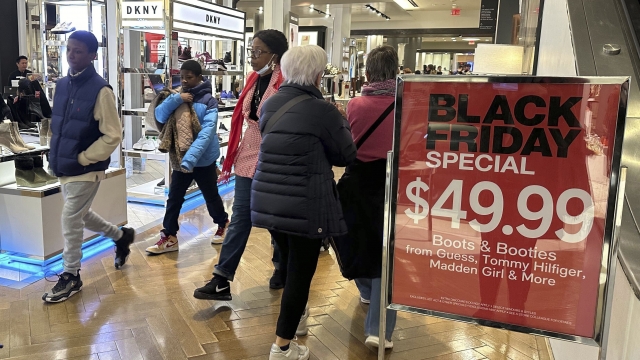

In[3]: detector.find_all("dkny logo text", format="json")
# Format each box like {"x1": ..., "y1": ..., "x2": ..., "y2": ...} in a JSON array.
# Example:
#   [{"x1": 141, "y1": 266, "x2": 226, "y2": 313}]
[
  {"x1": 126, "y1": 5, "x2": 158, "y2": 15},
  {"x1": 206, "y1": 14, "x2": 221, "y2": 24}
]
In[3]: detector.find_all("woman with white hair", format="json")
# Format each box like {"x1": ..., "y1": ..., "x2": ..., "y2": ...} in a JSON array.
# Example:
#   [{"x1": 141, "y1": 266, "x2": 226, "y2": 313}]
[{"x1": 251, "y1": 45, "x2": 357, "y2": 360}]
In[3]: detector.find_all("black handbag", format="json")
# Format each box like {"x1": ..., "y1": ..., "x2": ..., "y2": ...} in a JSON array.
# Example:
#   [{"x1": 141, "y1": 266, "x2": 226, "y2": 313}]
[{"x1": 331, "y1": 102, "x2": 394, "y2": 279}]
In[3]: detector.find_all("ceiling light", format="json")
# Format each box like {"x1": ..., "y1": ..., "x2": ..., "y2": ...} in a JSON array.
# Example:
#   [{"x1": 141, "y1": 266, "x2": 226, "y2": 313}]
[
  {"x1": 310, "y1": 4, "x2": 314, "y2": 9},
  {"x1": 393, "y1": 0, "x2": 419, "y2": 10},
  {"x1": 258, "y1": 6, "x2": 263, "y2": 14},
  {"x1": 453, "y1": 39, "x2": 457, "y2": 41},
  {"x1": 462, "y1": 38, "x2": 480, "y2": 41}
]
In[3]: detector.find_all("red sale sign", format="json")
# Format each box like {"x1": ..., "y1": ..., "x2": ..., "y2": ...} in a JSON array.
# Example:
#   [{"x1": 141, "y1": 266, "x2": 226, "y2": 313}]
[{"x1": 388, "y1": 77, "x2": 628, "y2": 342}]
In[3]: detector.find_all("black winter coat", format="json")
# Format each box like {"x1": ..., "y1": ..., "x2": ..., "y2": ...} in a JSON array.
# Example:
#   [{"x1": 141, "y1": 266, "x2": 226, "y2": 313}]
[{"x1": 250, "y1": 83, "x2": 357, "y2": 239}]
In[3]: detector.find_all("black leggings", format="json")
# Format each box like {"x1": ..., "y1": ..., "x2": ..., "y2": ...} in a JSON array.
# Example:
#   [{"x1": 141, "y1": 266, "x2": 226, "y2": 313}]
[{"x1": 270, "y1": 230, "x2": 322, "y2": 340}]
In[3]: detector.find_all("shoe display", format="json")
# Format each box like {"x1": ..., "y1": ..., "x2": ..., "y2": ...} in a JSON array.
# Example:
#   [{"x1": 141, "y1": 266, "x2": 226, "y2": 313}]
[
  {"x1": 364, "y1": 335, "x2": 394, "y2": 349},
  {"x1": 133, "y1": 137, "x2": 155, "y2": 151},
  {"x1": 220, "y1": 90, "x2": 228, "y2": 99},
  {"x1": 14, "y1": 156, "x2": 48, "y2": 188},
  {"x1": 141, "y1": 137, "x2": 156, "y2": 151},
  {"x1": 114, "y1": 227, "x2": 135, "y2": 269},
  {"x1": 38, "y1": 118, "x2": 50, "y2": 146},
  {"x1": 296, "y1": 304, "x2": 309, "y2": 336},
  {"x1": 0, "y1": 122, "x2": 29, "y2": 153},
  {"x1": 146, "y1": 231, "x2": 179, "y2": 254},
  {"x1": 269, "y1": 269, "x2": 284, "y2": 290},
  {"x1": 51, "y1": 22, "x2": 76, "y2": 34},
  {"x1": 269, "y1": 341, "x2": 310, "y2": 360},
  {"x1": 157, "y1": 178, "x2": 165, "y2": 187},
  {"x1": 33, "y1": 155, "x2": 58, "y2": 185},
  {"x1": 10, "y1": 121, "x2": 35, "y2": 150},
  {"x1": 219, "y1": 123, "x2": 229, "y2": 132},
  {"x1": 179, "y1": 46, "x2": 192, "y2": 60},
  {"x1": 193, "y1": 275, "x2": 232, "y2": 300},
  {"x1": 132, "y1": 137, "x2": 145, "y2": 150},
  {"x1": 211, "y1": 219, "x2": 230, "y2": 244},
  {"x1": 42, "y1": 271, "x2": 83, "y2": 303}
]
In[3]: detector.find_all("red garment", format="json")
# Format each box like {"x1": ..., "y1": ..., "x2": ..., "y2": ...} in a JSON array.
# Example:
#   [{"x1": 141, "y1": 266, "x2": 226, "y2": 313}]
[
  {"x1": 219, "y1": 69, "x2": 284, "y2": 183},
  {"x1": 346, "y1": 95, "x2": 395, "y2": 162}
]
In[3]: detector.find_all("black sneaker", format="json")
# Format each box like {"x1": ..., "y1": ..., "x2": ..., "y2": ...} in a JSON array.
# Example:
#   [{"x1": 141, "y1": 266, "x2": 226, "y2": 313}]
[
  {"x1": 193, "y1": 276, "x2": 232, "y2": 300},
  {"x1": 157, "y1": 178, "x2": 165, "y2": 187},
  {"x1": 114, "y1": 227, "x2": 135, "y2": 269},
  {"x1": 269, "y1": 269, "x2": 284, "y2": 290},
  {"x1": 42, "y1": 272, "x2": 83, "y2": 303}
]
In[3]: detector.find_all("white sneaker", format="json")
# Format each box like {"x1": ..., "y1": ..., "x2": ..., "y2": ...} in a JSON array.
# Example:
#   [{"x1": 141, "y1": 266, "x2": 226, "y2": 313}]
[
  {"x1": 141, "y1": 138, "x2": 155, "y2": 151},
  {"x1": 133, "y1": 137, "x2": 145, "y2": 150},
  {"x1": 360, "y1": 297, "x2": 370, "y2": 304},
  {"x1": 269, "y1": 342, "x2": 309, "y2": 360},
  {"x1": 365, "y1": 335, "x2": 393, "y2": 349},
  {"x1": 145, "y1": 232, "x2": 179, "y2": 254},
  {"x1": 296, "y1": 305, "x2": 309, "y2": 336}
]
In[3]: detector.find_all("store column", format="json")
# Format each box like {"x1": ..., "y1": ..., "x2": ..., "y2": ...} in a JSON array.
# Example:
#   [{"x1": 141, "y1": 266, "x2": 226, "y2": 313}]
[
  {"x1": 329, "y1": 4, "x2": 351, "y2": 68},
  {"x1": 264, "y1": 0, "x2": 291, "y2": 32}
]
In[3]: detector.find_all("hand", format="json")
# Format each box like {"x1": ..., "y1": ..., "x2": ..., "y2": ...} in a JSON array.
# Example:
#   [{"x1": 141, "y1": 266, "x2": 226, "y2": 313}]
[
  {"x1": 335, "y1": 102, "x2": 347, "y2": 118},
  {"x1": 180, "y1": 93, "x2": 193, "y2": 103}
]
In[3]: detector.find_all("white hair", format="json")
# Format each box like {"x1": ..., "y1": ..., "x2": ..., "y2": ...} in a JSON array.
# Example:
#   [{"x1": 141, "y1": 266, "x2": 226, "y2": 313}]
[{"x1": 280, "y1": 45, "x2": 327, "y2": 86}]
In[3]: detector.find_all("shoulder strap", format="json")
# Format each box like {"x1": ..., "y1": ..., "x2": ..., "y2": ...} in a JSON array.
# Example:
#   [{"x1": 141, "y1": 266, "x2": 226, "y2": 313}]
[
  {"x1": 356, "y1": 102, "x2": 394, "y2": 149},
  {"x1": 263, "y1": 94, "x2": 312, "y2": 134}
]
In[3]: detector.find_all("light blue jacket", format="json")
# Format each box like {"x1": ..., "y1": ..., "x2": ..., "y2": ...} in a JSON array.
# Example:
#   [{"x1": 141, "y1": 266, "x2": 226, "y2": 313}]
[{"x1": 154, "y1": 80, "x2": 220, "y2": 171}]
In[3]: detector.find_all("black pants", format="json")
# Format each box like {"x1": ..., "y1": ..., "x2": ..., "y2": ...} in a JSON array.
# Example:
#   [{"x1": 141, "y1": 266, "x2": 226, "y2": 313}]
[
  {"x1": 270, "y1": 230, "x2": 322, "y2": 340},
  {"x1": 163, "y1": 163, "x2": 228, "y2": 236}
]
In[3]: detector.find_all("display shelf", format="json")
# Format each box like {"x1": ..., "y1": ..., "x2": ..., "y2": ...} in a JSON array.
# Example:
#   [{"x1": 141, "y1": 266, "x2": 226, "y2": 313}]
[
  {"x1": 127, "y1": 178, "x2": 201, "y2": 206},
  {"x1": 0, "y1": 144, "x2": 50, "y2": 163},
  {"x1": 0, "y1": 168, "x2": 123, "y2": 197},
  {"x1": 0, "y1": 167, "x2": 126, "y2": 262},
  {"x1": 123, "y1": 148, "x2": 167, "y2": 161}
]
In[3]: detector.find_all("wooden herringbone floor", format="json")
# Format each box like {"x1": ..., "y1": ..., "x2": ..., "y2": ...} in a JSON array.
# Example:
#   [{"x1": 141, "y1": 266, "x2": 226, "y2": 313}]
[{"x1": 0, "y1": 198, "x2": 554, "y2": 360}]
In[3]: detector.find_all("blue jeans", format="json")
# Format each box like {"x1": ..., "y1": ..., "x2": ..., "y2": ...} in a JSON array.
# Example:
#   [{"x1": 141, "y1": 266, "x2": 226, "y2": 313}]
[
  {"x1": 355, "y1": 278, "x2": 397, "y2": 341},
  {"x1": 214, "y1": 176, "x2": 279, "y2": 280}
]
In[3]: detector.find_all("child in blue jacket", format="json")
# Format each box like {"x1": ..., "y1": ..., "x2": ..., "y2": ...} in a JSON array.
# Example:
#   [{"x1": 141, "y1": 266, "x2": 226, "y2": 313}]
[{"x1": 146, "y1": 60, "x2": 229, "y2": 254}]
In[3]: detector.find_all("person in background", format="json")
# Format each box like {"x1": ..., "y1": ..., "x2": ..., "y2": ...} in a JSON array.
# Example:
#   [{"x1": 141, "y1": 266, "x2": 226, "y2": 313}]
[
  {"x1": 42, "y1": 31, "x2": 134, "y2": 303},
  {"x1": 402, "y1": 68, "x2": 412, "y2": 74},
  {"x1": 8, "y1": 56, "x2": 32, "y2": 84},
  {"x1": 145, "y1": 60, "x2": 229, "y2": 255},
  {"x1": 343, "y1": 44, "x2": 399, "y2": 349},
  {"x1": 193, "y1": 29, "x2": 289, "y2": 301},
  {"x1": 437, "y1": 66, "x2": 443, "y2": 75},
  {"x1": 423, "y1": 64, "x2": 428, "y2": 74},
  {"x1": 414, "y1": 70, "x2": 421, "y2": 75},
  {"x1": 251, "y1": 44, "x2": 356, "y2": 360}
]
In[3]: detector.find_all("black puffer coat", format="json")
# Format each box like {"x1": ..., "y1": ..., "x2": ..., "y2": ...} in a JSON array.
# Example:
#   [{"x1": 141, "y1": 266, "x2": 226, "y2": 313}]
[{"x1": 251, "y1": 83, "x2": 357, "y2": 239}]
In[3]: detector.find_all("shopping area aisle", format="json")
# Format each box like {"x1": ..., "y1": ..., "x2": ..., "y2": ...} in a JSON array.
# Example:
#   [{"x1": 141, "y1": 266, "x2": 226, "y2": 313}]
[{"x1": 0, "y1": 199, "x2": 553, "y2": 360}]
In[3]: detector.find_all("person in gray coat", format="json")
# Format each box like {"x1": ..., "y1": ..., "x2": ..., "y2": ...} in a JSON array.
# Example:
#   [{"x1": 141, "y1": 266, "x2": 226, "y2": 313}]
[{"x1": 251, "y1": 45, "x2": 357, "y2": 360}]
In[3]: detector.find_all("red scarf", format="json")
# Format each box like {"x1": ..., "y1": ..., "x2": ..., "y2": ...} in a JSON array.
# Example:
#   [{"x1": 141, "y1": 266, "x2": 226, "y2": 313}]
[{"x1": 219, "y1": 69, "x2": 284, "y2": 183}]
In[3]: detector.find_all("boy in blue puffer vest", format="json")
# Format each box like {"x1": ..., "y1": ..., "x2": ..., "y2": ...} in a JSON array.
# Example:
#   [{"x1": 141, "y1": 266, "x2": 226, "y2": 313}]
[
  {"x1": 43, "y1": 31, "x2": 135, "y2": 303},
  {"x1": 146, "y1": 60, "x2": 229, "y2": 255}
]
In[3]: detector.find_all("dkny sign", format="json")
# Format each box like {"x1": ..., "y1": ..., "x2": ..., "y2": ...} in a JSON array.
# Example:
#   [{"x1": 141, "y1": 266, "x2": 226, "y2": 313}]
[
  {"x1": 122, "y1": 1, "x2": 164, "y2": 20},
  {"x1": 173, "y1": 1, "x2": 245, "y2": 40}
]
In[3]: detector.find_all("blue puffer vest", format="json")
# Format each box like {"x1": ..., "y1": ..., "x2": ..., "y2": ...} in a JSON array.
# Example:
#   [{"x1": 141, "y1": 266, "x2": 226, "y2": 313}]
[{"x1": 49, "y1": 66, "x2": 110, "y2": 177}]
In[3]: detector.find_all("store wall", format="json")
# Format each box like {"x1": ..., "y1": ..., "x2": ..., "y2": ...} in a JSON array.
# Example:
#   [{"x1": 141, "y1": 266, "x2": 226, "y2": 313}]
[
  {"x1": 535, "y1": 0, "x2": 577, "y2": 75},
  {"x1": 0, "y1": 0, "x2": 20, "y2": 90}
]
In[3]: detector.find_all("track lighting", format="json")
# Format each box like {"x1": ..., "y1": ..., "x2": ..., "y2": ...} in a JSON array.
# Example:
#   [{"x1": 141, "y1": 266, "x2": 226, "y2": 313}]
[{"x1": 364, "y1": 4, "x2": 391, "y2": 20}]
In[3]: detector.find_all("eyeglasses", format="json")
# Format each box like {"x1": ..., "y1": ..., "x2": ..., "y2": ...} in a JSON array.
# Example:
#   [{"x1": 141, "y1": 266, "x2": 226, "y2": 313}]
[{"x1": 247, "y1": 48, "x2": 271, "y2": 59}]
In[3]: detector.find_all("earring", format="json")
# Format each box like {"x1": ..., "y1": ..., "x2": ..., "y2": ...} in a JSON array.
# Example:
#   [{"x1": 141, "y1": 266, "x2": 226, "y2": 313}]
[{"x1": 271, "y1": 62, "x2": 276, "y2": 70}]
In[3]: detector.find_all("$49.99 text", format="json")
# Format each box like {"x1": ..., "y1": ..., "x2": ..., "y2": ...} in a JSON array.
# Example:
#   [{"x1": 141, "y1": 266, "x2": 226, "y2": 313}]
[{"x1": 405, "y1": 178, "x2": 594, "y2": 243}]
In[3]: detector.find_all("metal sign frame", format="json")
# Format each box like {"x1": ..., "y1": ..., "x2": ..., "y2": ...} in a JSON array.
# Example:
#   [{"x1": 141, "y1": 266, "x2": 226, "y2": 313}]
[{"x1": 378, "y1": 75, "x2": 630, "y2": 360}]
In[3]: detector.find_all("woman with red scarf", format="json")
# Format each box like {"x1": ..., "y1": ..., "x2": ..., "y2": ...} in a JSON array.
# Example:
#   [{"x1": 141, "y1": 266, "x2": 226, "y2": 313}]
[{"x1": 193, "y1": 30, "x2": 288, "y2": 301}]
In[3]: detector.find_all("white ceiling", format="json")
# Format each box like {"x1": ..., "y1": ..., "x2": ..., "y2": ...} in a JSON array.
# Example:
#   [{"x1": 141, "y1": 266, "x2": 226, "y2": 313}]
[{"x1": 238, "y1": 0, "x2": 482, "y2": 23}]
